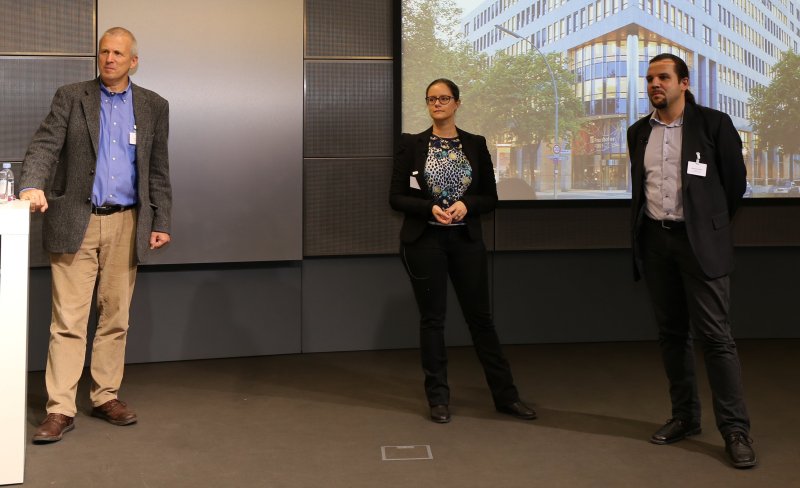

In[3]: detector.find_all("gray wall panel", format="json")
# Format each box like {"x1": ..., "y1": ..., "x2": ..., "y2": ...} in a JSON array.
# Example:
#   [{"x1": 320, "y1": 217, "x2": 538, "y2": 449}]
[
  {"x1": 300, "y1": 249, "x2": 800, "y2": 357},
  {"x1": 304, "y1": 61, "x2": 393, "y2": 158},
  {"x1": 126, "y1": 264, "x2": 302, "y2": 363},
  {"x1": 0, "y1": 57, "x2": 95, "y2": 161},
  {"x1": 301, "y1": 256, "x2": 477, "y2": 353},
  {"x1": 27, "y1": 264, "x2": 302, "y2": 371},
  {"x1": 0, "y1": 0, "x2": 95, "y2": 54},
  {"x1": 305, "y1": 0, "x2": 393, "y2": 58},
  {"x1": 26, "y1": 248, "x2": 800, "y2": 372},
  {"x1": 99, "y1": 0, "x2": 303, "y2": 263},
  {"x1": 493, "y1": 251, "x2": 656, "y2": 343},
  {"x1": 304, "y1": 158, "x2": 401, "y2": 256}
]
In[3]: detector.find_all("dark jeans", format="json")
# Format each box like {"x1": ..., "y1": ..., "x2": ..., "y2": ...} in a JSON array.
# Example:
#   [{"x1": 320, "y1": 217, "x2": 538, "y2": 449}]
[
  {"x1": 401, "y1": 225, "x2": 519, "y2": 407},
  {"x1": 641, "y1": 218, "x2": 750, "y2": 436}
]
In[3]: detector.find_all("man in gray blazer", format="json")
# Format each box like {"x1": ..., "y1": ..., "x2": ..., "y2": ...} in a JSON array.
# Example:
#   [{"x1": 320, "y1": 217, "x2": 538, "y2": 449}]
[{"x1": 20, "y1": 27, "x2": 172, "y2": 443}]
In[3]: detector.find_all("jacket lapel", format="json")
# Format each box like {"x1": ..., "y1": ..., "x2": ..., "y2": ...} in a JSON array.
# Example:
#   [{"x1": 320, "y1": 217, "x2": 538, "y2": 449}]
[
  {"x1": 414, "y1": 127, "x2": 433, "y2": 181},
  {"x1": 81, "y1": 80, "x2": 101, "y2": 157},
  {"x1": 633, "y1": 115, "x2": 653, "y2": 168},
  {"x1": 457, "y1": 128, "x2": 480, "y2": 175},
  {"x1": 680, "y1": 103, "x2": 701, "y2": 194},
  {"x1": 132, "y1": 84, "x2": 151, "y2": 164}
]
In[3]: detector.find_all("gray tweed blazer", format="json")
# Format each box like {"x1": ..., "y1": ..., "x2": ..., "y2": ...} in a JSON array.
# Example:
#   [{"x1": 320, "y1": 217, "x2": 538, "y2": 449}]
[{"x1": 21, "y1": 78, "x2": 172, "y2": 263}]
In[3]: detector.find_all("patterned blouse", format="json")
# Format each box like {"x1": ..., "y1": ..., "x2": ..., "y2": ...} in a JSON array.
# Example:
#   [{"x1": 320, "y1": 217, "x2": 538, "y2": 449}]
[{"x1": 424, "y1": 135, "x2": 472, "y2": 214}]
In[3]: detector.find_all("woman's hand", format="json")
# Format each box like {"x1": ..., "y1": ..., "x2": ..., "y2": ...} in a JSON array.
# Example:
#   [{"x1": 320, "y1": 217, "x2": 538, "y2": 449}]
[
  {"x1": 445, "y1": 201, "x2": 467, "y2": 222},
  {"x1": 432, "y1": 205, "x2": 452, "y2": 225}
]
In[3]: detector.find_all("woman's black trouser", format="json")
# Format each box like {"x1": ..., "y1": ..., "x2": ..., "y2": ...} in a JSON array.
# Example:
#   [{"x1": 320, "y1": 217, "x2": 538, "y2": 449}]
[{"x1": 401, "y1": 225, "x2": 519, "y2": 407}]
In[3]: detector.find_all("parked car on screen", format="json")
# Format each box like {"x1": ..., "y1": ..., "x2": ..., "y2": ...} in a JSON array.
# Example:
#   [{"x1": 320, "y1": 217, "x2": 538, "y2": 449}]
[{"x1": 768, "y1": 179, "x2": 795, "y2": 193}]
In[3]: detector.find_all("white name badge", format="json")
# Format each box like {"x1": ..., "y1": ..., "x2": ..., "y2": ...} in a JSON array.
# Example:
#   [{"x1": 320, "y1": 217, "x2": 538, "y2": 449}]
[
  {"x1": 409, "y1": 170, "x2": 420, "y2": 189},
  {"x1": 129, "y1": 132, "x2": 137, "y2": 145},
  {"x1": 687, "y1": 152, "x2": 706, "y2": 177}
]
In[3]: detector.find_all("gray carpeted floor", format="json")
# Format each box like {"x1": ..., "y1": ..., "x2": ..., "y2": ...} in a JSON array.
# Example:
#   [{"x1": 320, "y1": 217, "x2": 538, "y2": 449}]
[{"x1": 20, "y1": 340, "x2": 799, "y2": 487}]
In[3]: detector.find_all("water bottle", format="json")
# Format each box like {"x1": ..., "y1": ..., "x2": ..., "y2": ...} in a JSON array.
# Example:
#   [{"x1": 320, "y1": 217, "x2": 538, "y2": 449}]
[{"x1": 0, "y1": 163, "x2": 13, "y2": 203}]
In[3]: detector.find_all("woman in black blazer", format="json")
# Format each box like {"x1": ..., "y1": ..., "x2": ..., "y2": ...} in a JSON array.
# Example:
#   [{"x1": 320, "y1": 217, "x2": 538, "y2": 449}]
[{"x1": 390, "y1": 79, "x2": 535, "y2": 423}]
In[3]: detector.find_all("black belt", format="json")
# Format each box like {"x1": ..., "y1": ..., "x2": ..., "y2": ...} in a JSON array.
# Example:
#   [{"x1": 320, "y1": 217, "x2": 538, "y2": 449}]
[
  {"x1": 91, "y1": 204, "x2": 135, "y2": 216},
  {"x1": 646, "y1": 216, "x2": 685, "y2": 230}
]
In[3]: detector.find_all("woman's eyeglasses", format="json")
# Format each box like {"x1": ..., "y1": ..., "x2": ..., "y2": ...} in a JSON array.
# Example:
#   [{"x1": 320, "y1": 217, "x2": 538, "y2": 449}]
[{"x1": 425, "y1": 95, "x2": 454, "y2": 105}]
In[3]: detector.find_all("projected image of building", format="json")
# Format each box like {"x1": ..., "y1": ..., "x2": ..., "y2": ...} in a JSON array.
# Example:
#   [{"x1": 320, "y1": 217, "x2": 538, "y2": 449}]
[{"x1": 461, "y1": 0, "x2": 800, "y2": 195}]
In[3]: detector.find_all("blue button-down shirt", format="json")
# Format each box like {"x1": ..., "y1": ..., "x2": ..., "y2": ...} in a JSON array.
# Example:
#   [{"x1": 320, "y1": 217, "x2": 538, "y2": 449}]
[{"x1": 94, "y1": 81, "x2": 137, "y2": 206}]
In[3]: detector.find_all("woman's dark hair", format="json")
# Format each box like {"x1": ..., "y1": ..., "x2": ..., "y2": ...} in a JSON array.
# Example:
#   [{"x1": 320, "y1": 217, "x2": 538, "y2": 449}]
[
  {"x1": 426, "y1": 78, "x2": 460, "y2": 100},
  {"x1": 649, "y1": 53, "x2": 696, "y2": 105}
]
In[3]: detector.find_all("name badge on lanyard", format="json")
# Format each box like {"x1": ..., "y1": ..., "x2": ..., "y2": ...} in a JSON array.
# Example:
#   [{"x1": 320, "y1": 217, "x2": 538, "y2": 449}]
[{"x1": 687, "y1": 152, "x2": 706, "y2": 177}]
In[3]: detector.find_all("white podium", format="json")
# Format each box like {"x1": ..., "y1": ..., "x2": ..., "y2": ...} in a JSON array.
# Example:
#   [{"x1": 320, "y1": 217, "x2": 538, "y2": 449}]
[{"x1": 0, "y1": 200, "x2": 30, "y2": 485}]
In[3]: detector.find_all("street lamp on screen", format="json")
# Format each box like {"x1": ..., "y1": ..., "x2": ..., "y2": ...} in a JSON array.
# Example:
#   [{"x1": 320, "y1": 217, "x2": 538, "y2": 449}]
[{"x1": 495, "y1": 24, "x2": 560, "y2": 198}]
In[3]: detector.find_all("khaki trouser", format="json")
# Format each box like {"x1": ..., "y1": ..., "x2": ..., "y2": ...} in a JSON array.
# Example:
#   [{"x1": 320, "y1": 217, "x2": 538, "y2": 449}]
[{"x1": 45, "y1": 209, "x2": 137, "y2": 416}]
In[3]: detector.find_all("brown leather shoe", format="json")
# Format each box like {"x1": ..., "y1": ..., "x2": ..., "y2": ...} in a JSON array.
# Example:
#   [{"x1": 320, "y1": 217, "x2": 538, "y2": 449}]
[
  {"x1": 32, "y1": 413, "x2": 74, "y2": 443},
  {"x1": 91, "y1": 399, "x2": 138, "y2": 426}
]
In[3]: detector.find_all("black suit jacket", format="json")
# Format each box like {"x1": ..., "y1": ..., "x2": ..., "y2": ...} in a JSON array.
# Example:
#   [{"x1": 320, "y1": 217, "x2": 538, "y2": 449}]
[
  {"x1": 628, "y1": 102, "x2": 746, "y2": 280},
  {"x1": 390, "y1": 127, "x2": 497, "y2": 243}
]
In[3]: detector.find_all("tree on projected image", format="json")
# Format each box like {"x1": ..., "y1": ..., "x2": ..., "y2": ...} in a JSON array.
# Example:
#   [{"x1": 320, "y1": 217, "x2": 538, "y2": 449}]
[
  {"x1": 402, "y1": 0, "x2": 586, "y2": 199},
  {"x1": 749, "y1": 50, "x2": 800, "y2": 192},
  {"x1": 467, "y1": 50, "x2": 584, "y2": 183},
  {"x1": 402, "y1": 0, "x2": 486, "y2": 132}
]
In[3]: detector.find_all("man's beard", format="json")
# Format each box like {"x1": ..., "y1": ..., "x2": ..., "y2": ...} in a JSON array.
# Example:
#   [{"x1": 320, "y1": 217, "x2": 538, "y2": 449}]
[{"x1": 649, "y1": 96, "x2": 667, "y2": 109}]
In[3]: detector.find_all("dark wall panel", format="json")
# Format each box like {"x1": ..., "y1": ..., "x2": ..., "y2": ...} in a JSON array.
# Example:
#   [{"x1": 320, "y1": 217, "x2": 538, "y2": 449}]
[
  {"x1": 0, "y1": 0, "x2": 95, "y2": 54},
  {"x1": 304, "y1": 61, "x2": 393, "y2": 158},
  {"x1": 727, "y1": 247, "x2": 800, "y2": 338},
  {"x1": 733, "y1": 204, "x2": 800, "y2": 246},
  {"x1": 493, "y1": 204, "x2": 800, "y2": 251},
  {"x1": 305, "y1": 0, "x2": 393, "y2": 58},
  {"x1": 27, "y1": 264, "x2": 302, "y2": 371},
  {"x1": 304, "y1": 158, "x2": 401, "y2": 255},
  {"x1": 494, "y1": 206, "x2": 630, "y2": 251},
  {"x1": 0, "y1": 57, "x2": 95, "y2": 161}
]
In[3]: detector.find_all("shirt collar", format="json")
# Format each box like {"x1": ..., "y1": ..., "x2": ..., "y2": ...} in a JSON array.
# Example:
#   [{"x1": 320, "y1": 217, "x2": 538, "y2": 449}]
[
  {"x1": 100, "y1": 79, "x2": 132, "y2": 97},
  {"x1": 649, "y1": 110, "x2": 684, "y2": 128}
]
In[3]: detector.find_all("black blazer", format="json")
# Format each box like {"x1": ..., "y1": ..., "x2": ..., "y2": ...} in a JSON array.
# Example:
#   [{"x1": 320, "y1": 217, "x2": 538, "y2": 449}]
[
  {"x1": 628, "y1": 102, "x2": 746, "y2": 280},
  {"x1": 390, "y1": 127, "x2": 498, "y2": 244}
]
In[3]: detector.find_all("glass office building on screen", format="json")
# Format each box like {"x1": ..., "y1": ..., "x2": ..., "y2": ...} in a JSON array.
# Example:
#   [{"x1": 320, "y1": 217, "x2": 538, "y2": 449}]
[{"x1": 459, "y1": 0, "x2": 800, "y2": 197}]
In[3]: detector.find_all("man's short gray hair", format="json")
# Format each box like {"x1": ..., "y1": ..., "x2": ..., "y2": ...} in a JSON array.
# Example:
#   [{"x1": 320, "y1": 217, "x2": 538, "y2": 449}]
[{"x1": 100, "y1": 27, "x2": 138, "y2": 57}]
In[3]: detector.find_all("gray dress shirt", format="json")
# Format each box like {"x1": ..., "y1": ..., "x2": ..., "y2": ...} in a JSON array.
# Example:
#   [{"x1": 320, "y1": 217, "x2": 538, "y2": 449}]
[{"x1": 644, "y1": 112, "x2": 684, "y2": 221}]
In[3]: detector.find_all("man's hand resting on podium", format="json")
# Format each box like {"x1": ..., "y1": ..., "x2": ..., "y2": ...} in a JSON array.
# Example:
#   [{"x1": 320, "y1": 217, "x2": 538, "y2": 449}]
[{"x1": 19, "y1": 189, "x2": 48, "y2": 212}]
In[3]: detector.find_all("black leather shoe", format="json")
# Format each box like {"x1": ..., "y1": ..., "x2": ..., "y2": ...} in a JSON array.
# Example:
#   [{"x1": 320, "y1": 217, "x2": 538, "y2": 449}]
[
  {"x1": 430, "y1": 405, "x2": 451, "y2": 423},
  {"x1": 497, "y1": 401, "x2": 537, "y2": 420},
  {"x1": 650, "y1": 418, "x2": 702, "y2": 445},
  {"x1": 725, "y1": 432, "x2": 757, "y2": 469}
]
